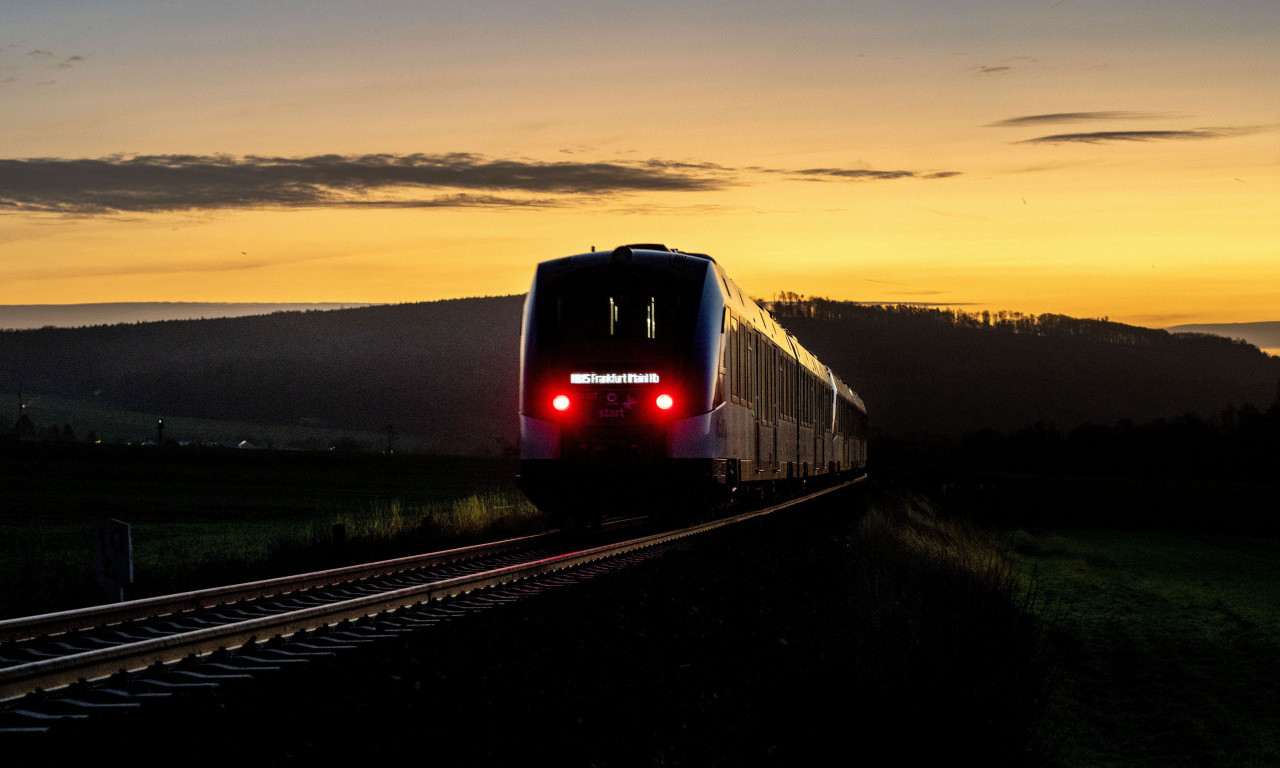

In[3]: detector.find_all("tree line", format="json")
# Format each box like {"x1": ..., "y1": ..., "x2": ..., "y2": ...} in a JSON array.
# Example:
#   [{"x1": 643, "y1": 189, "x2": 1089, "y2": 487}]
[{"x1": 769, "y1": 292, "x2": 1269, "y2": 353}]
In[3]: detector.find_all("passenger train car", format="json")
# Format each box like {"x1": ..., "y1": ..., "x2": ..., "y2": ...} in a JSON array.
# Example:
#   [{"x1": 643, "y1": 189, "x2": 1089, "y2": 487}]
[{"x1": 517, "y1": 244, "x2": 867, "y2": 523}]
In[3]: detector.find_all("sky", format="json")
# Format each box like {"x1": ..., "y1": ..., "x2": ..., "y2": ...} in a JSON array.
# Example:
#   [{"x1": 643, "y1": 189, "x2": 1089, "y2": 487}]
[{"x1": 2, "y1": 0, "x2": 1278, "y2": 329}]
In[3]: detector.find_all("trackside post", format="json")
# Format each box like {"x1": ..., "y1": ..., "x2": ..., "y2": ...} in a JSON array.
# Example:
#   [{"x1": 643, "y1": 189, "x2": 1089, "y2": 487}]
[{"x1": 93, "y1": 518, "x2": 134, "y2": 603}]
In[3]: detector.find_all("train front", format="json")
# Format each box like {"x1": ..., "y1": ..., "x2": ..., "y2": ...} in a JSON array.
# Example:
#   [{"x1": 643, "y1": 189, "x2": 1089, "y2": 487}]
[{"x1": 517, "y1": 245, "x2": 724, "y2": 523}]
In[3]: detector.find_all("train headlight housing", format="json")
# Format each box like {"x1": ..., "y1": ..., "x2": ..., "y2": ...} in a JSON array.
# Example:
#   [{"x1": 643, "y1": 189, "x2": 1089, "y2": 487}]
[
  {"x1": 655, "y1": 393, "x2": 674, "y2": 411},
  {"x1": 552, "y1": 394, "x2": 571, "y2": 412}
]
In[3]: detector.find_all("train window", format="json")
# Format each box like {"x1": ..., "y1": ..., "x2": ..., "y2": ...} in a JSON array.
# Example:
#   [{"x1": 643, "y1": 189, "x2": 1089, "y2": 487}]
[
  {"x1": 786, "y1": 359, "x2": 795, "y2": 420},
  {"x1": 822, "y1": 382, "x2": 834, "y2": 431},
  {"x1": 545, "y1": 278, "x2": 690, "y2": 360},
  {"x1": 762, "y1": 343, "x2": 770, "y2": 423},
  {"x1": 781, "y1": 358, "x2": 791, "y2": 421},
  {"x1": 775, "y1": 349, "x2": 783, "y2": 423},
  {"x1": 756, "y1": 334, "x2": 762, "y2": 412},
  {"x1": 799, "y1": 373, "x2": 806, "y2": 427},
  {"x1": 728, "y1": 317, "x2": 740, "y2": 402},
  {"x1": 767, "y1": 344, "x2": 777, "y2": 424},
  {"x1": 808, "y1": 374, "x2": 814, "y2": 427},
  {"x1": 755, "y1": 337, "x2": 766, "y2": 423},
  {"x1": 605, "y1": 294, "x2": 658, "y2": 339},
  {"x1": 805, "y1": 373, "x2": 815, "y2": 427}
]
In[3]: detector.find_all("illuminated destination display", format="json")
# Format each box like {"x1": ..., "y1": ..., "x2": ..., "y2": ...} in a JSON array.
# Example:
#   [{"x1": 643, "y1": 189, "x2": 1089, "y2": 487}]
[{"x1": 570, "y1": 372, "x2": 660, "y2": 385}]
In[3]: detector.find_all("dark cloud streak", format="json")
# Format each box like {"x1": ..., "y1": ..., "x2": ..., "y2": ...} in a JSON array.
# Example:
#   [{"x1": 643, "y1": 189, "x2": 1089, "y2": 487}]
[
  {"x1": 987, "y1": 111, "x2": 1173, "y2": 126},
  {"x1": 1018, "y1": 129, "x2": 1247, "y2": 144},
  {"x1": 0, "y1": 153, "x2": 962, "y2": 215},
  {"x1": 0, "y1": 153, "x2": 731, "y2": 215},
  {"x1": 789, "y1": 168, "x2": 962, "y2": 181}
]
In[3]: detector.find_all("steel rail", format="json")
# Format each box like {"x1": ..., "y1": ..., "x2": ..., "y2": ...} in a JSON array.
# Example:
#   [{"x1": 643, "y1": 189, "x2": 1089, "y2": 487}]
[
  {"x1": 0, "y1": 530, "x2": 562, "y2": 644},
  {"x1": 1, "y1": 479, "x2": 862, "y2": 703}
]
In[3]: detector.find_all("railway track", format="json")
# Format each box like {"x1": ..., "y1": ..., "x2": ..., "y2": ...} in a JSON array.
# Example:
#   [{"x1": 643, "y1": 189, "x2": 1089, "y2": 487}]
[{"x1": 0, "y1": 478, "x2": 862, "y2": 737}]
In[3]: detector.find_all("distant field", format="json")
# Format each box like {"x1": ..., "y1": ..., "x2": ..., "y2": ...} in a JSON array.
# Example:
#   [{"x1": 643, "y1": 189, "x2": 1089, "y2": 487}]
[
  {"x1": 0, "y1": 442, "x2": 538, "y2": 618},
  {"x1": 6, "y1": 392, "x2": 427, "y2": 452}
]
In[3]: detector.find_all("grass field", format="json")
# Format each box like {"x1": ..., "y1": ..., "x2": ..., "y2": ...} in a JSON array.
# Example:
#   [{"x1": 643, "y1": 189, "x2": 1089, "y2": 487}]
[
  {"x1": 1013, "y1": 528, "x2": 1280, "y2": 767},
  {"x1": 0, "y1": 441, "x2": 544, "y2": 618},
  {"x1": 6, "y1": 391, "x2": 429, "y2": 452}
]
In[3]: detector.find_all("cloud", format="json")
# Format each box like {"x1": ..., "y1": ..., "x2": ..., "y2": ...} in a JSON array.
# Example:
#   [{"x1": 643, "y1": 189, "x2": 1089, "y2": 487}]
[
  {"x1": 1017, "y1": 128, "x2": 1255, "y2": 144},
  {"x1": 0, "y1": 153, "x2": 734, "y2": 215},
  {"x1": 787, "y1": 168, "x2": 962, "y2": 182},
  {"x1": 986, "y1": 111, "x2": 1175, "y2": 127},
  {"x1": 347, "y1": 193, "x2": 567, "y2": 209},
  {"x1": 0, "y1": 153, "x2": 963, "y2": 215},
  {"x1": 976, "y1": 65, "x2": 1011, "y2": 75},
  {"x1": 989, "y1": 113, "x2": 1271, "y2": 144}
]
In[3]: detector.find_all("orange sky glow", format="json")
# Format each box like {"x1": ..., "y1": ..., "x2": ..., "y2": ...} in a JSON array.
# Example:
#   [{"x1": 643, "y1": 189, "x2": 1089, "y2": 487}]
[{"x1": 2, "y1": 1, "x2": 1277, "y2": 329}]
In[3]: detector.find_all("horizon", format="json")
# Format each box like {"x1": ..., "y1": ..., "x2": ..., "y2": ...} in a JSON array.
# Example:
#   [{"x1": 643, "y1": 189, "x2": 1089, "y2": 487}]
[{"x1": 3, "y1": 1, "x2": 1277, "y2": 327}]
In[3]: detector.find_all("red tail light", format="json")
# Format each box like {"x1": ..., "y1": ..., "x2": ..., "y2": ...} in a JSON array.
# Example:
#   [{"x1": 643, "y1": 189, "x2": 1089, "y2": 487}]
[
  {"x1": 655, "y1": 393, "x2": 674, "y2": 411},
  {"x1": 552, "y1": 394, "x2": 571, "y2": 412}
]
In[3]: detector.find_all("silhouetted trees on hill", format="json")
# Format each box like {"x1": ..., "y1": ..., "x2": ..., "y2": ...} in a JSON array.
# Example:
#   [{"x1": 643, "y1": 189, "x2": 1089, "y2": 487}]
[
  {"x1": 768, "y1": 295, "x2": 1280, "y2": 440},
  {"x1": 2, "y1": 297, "x2": 524, "y2": 455},
  {"x1": 770, "y1": 293, "x2": 1267, "y2": 351}
]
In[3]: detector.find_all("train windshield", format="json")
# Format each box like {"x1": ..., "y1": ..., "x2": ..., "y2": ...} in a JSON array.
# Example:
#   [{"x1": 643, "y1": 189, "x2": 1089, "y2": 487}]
[{"x1": 537, "y1": 273, "x2": 696, "y2": 363}]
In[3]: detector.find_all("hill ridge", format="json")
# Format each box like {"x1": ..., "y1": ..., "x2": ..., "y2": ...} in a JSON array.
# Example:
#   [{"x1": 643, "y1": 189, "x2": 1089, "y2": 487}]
[{"x1": 0, "y1": 302, "x2": 384, "y2": 331}]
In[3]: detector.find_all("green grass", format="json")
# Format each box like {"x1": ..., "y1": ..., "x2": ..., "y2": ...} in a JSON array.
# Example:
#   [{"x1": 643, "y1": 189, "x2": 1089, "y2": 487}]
[
  {"x1": 0, "y1": 442, "x2": 547, "y2": 618},
  {"x1": 853, "y1": 475, "x2": 1280, "y2": 766},
  {"x1": 1012, "y1": 528, "x2": 1280, "y2": 767},
  {"x1": 851, "y1": 480, "x2": 1062, "y2": 765}
]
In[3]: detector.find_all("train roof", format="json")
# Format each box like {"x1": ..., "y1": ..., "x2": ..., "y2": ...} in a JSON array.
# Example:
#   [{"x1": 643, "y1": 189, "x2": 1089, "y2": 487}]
[{"x1": 554, "y1": 245, "x2": 773, "y2": 331}]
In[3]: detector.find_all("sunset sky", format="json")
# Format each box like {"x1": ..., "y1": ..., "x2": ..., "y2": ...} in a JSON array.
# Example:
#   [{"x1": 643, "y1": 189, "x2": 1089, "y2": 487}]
[{"x1": 3, "y1": 0, "x2": 1277, "y2": 328}]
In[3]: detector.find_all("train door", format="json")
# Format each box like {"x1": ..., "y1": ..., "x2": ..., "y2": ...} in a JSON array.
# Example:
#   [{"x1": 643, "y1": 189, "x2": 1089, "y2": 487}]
[
  {"x1": 786, "y1": 338, "x2": 800, "y2": 476},
  {"x1": 761, "y1": 339, "x2": 770, "y2": 474},
  {"x1": 749, "y1": 328, "x2": 760, "y2": 473},
  {"x1": 728, "y1": 313, "x2": 748, "y2": 474},
  {"x1": 771, "y1": 345, "x2": 779, "y2": 471},
  {"x1": 817, "y1": 379, "x2": 826, "y2": 470},
  {"x1": 753, "y1": 333, "x2": 778, "y2": 475},
  {"x1": 812, "y1": 375, "x2": 822, "y2": 472}
]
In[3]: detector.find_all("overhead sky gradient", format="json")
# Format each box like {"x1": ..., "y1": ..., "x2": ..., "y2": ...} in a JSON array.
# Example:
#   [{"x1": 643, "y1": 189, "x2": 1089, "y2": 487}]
[{"x1": 2, "y1": 0, "x2": 1277, "y2": 328}]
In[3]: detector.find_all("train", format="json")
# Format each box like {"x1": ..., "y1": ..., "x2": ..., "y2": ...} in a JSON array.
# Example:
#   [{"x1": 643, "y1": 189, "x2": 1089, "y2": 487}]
[{"x1": 516, "y1": 244, "x2": 867, "y2": 525}]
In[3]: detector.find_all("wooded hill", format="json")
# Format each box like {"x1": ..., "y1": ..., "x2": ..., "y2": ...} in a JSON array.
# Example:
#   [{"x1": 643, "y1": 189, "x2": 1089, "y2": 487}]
[
  {"x1": 769, "y1": 296, "x2": 1280, "y2": 438},
  {"x1": 2, "y1": 297, "x2": 524, "y2": 455},
  {"x1": 3, "y1": 295, "x2": 1278, "y2": 457}
]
